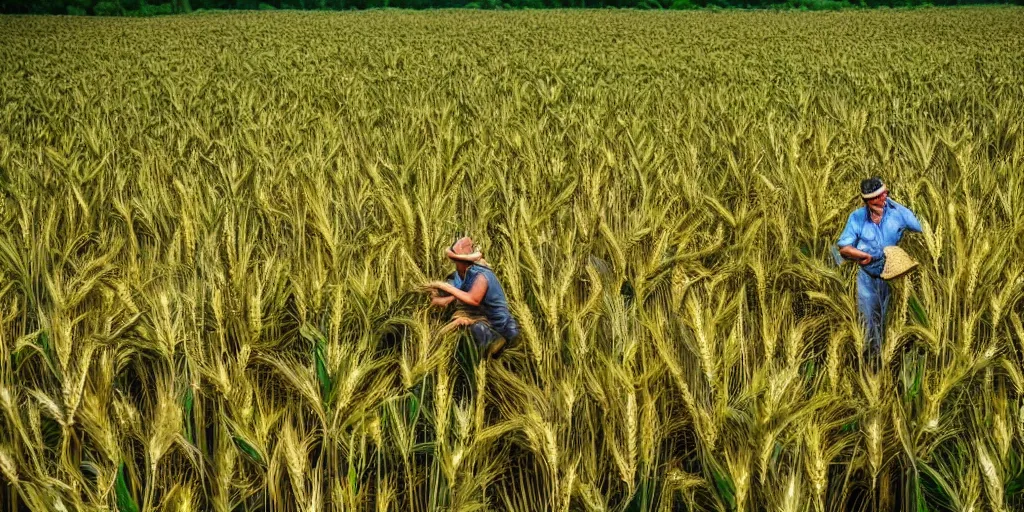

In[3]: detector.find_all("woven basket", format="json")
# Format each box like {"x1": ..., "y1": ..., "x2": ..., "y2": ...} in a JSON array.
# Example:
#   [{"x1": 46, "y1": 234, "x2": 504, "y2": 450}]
[{"x1": 880, "y1": 246, "x2": 918, "y2": 280}]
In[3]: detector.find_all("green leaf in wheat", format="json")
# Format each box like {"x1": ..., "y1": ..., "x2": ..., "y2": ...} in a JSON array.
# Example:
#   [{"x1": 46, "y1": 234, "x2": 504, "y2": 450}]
[
  {"x1": 38, "y1": 329, "x2": 59, "y2": 378},
  {"x1": 704, "y1": 455, "x2": 736, "y2": 511},
  {"x1": 408, "y1": 391, "x2": 420, "y2": 425},
  {"x1": 300, "y1": 322, "x2": 333, "y2": 407},
  {"x1": 115, "y1": 462, "x2": 139, "y2": 512},
  {"x1": 918, "y1": 460, "x2": 957, "y2": 510},
  {"x1": 348, "y1": 462, "x2": 359, "y2": 496},
  {"x1": 233, "y1": 435, "x2": 265, "y2": 466},
  {"x1": 909, "y1": 295, "x2": 929, "y2": 328},
  {"x1": 314, "y1": 340, "x2": 332, "y2": 408},
  {"x1": 181, "y1": 387, "x2": 194, "y2": 444},
  {"x1": 1005, "y1": 449, "x2": 1024, "y2": 498},
  {"x1": 911, "y1": 470, "x2": 928, "y2": 512}
]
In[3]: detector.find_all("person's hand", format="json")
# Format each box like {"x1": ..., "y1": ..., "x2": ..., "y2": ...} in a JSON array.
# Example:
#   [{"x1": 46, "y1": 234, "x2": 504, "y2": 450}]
[
  {"x1": 439, "y1": 316, "x2": 475, "y2": 334},
  {"x1": 425, "y1": 281, "x2": 450, "y2": 291},
  {"x1": 859, "y1": 254, "x2": 872, "y2": 266},
  {"x1": 451, "y1": 316, "x2": 475, "y2": 327},
  {"x1": 438, "y1": 315, "x2": 476, "y2": 335}
]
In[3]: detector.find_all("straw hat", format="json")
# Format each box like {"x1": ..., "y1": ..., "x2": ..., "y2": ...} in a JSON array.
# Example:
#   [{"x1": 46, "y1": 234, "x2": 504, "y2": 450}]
[
  {"x1": 880, "y1": 246, "x2": 918, "y2": 280},
  {"x1": 446, "y1": 237, "x2": 490, "y2": 267}
]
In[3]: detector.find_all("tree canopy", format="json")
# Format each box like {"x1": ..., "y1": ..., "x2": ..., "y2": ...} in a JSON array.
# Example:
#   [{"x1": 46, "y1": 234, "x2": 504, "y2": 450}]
[{"x1": 1, "y1": 0, "x2": 1021, "y2": 15}]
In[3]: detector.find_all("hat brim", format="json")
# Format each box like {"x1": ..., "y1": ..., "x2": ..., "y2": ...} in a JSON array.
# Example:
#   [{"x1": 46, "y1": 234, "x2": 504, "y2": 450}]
[{"x1": 446, "y1": 248, "x2": 483, "y2": 262}]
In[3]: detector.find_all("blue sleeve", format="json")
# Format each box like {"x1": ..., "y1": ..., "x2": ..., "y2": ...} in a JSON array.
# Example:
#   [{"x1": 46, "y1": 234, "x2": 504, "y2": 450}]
[
  {"x1": 837, "y1": 211, "x2": 862, "y2": 248},
  {"x1": 897, "y1": 202, "x2": 922, "y2": 233},
  {"x1": 438, "y1": 272, "x2": 459, "y2": 297},
  {"x1": 460, "y1": 268, "x2": 481, "y2": 292}
]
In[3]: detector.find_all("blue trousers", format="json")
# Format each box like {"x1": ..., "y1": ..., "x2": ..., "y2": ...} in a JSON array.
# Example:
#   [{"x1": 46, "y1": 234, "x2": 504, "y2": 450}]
[
  {"x1": 856, "y1": 269, "x2": 890, "y2": 353},
  {"x1": 469, "y1": 322, "x2": 519, "y2": 350}
]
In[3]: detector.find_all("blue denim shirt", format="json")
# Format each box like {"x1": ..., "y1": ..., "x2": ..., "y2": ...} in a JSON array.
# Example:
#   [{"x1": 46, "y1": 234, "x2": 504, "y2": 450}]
[
  {"x1": 451, "y1": 264, "x2": 519, "y2": 340},
  {"x1": 837, "y1": 199, "x2": 922, "y2": 260},
  {"x1": 449, "y1": 271, "x2": 464, "y2": 290}
]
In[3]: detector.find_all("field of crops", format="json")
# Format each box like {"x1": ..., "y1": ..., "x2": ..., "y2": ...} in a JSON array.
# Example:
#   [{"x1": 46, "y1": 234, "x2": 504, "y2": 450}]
[{"x1": 2, "y1": 7, "x2": 1024, "y2": 512}]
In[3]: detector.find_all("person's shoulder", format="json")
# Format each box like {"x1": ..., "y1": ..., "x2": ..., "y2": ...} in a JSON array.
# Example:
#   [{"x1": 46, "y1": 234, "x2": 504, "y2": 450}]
[
  {"x1": 887, "y1": 199, "x2": 917, "y2": 217},
  {"x1": 469, "y1": 264, "x2": 494, "y2": 278},
  {"x1": 465, "y1": 265, "x2": 486, "y2": 280},
  {"x1": 846, "y1": 206, "x2": 867, "y2": 224},
  {"x1": 888, "y1": 199, "x2": 912, "y2": 211}
]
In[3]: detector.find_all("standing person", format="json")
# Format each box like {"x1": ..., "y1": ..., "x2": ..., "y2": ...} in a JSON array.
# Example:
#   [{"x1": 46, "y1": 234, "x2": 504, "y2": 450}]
[
  {"x1": 837, "y1": 177, "x2": 922, "y2": 355},
  {"x1": 426, "y1": 237, "x2": 519, "y2": 359}
]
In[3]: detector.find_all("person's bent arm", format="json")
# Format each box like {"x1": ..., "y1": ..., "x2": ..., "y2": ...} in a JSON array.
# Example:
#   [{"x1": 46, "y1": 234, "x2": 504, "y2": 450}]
[
  {"x1": 430, "y1": 277, "x2": 488, "y2": 307},
  {"x1": 431, "y1": 295, "x2": 455, "y2": 307},
  {"x1": 837, "y1": 212, "x2": 862, "y2": 261},
  {"x1": 898, "y1": 203, "x2": 923, "y2": 233},
  {"x1": 839, "y1": 245, "x2": 872, "y2": 265}
]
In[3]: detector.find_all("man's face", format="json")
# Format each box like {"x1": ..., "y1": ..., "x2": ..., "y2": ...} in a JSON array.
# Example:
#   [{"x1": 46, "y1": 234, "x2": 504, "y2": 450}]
[{"x1": 867, "y1": 190, "x2": 888, "y2": 208}]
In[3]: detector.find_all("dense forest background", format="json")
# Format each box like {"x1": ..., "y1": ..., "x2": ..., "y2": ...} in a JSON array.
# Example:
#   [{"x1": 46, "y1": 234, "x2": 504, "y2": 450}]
[{"x1": 1, "y1": 0, "x2": 1021, "y2": 14}]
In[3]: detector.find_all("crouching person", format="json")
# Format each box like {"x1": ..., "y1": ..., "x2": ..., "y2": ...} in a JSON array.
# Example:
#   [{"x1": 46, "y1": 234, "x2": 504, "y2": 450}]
[{"x1": 426, "y1": 237, "x2": 519, "y2": 359}]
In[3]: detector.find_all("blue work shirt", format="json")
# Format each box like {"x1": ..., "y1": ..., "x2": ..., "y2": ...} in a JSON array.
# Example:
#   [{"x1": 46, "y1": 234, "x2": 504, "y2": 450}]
[
  {"x1": 449, "y1": 271, "x2": 464, "y2": 289},
  {"x1": 837, "y1": 199, "x2": 922, "y2": 260},
  {"x1": 452, "y1": 264, "x2": 519, "y2": 340}
]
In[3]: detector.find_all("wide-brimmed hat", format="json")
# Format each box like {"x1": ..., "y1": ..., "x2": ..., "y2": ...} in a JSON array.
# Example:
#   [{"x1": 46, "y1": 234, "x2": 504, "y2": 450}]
[
  {"x1": 446, "y1": 237, "x2": 489, "y2": 267},
  {"x1": 880, "y1": 246, "x2": 918, "y2": 280}
]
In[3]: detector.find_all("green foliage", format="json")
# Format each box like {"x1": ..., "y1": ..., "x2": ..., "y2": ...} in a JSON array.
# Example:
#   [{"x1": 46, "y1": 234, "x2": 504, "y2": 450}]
[
  {"x1": 94, "y1": 1, "x2": 125, "y2": 14},
  {"x1": 4, "y1": 0, "x2": 1022, "y2": 13},
  {"x1": 114, "y1": 463, "x2": 140, "y2": 512},
  {"x1": 909, "y1": 294, "x2": 929, "y2": 327},
  {"x1": 301, "y1": 323, "x2": 334, "y2": 406},
  {"x1": 232, "y1": 435, "x2": 266, "y2": 465},
  {"x1": 181, "y1": 386, "x2": 195, "y2": 443},
  {"x1": 781, "y1": 0, "x2": 849, "y2": 9},
  {"x1": 134, "y1": 2, "x2": 174, "y2": 15}
]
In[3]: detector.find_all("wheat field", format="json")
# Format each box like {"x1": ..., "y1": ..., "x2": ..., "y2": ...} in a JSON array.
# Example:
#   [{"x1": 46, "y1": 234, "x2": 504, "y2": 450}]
[{"x1": 1, "y1": 8, "x2": 1024, "y2": 512}]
